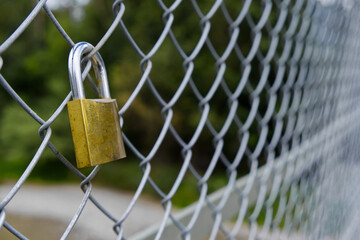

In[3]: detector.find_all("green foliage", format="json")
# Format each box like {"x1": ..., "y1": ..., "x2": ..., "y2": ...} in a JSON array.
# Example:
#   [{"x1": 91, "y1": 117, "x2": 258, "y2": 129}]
[
  {"x1": 0, "y1": 103, "x2": 40, "y2": 161},
  {"x1": 0, "y1": 0, "x2": 273, "y2": 206}
]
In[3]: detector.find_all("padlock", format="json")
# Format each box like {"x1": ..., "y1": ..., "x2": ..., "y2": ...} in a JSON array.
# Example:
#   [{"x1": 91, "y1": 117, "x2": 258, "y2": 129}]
[{"x1": 67, "y1": 42, "x2": 126, "y2": 168}]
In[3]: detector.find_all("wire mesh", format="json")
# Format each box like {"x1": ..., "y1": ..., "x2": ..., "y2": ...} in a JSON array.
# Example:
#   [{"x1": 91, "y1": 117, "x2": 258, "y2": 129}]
[{"x1": 1, "y1": 0, "x2": 360, "y2": 239}]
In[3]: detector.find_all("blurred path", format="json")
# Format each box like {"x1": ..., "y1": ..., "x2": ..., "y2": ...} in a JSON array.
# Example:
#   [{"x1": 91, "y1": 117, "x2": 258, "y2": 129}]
[{"x1": 0, "y1": 183, "x2": 164, "y2": 240}]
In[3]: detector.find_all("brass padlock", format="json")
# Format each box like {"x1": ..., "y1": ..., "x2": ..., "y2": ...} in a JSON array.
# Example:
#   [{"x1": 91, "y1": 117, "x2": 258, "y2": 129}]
[{"x1": 67, "y1": 42, "x2": 126, "y2": 168}]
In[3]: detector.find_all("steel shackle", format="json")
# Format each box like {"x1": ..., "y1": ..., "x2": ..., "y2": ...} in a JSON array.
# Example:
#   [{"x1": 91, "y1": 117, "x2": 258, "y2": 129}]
[{"x1": 68, "y1": 42, "x2": 111, "y2": 100}]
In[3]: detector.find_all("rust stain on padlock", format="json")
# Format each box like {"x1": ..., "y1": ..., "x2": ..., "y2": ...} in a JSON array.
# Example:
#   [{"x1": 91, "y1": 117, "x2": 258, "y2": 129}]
[
  {"x1": 68, "y1": 98, "x2": 126, "y2": 168},
  {"x1": 97, "y1": 79, "x2": 104, "y2": 98}
]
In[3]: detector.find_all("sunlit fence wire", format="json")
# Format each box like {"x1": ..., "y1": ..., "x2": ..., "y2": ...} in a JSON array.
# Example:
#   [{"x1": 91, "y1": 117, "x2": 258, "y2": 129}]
[{"x1": 1, "y1": 0, "x2": 360, "y2": 239}]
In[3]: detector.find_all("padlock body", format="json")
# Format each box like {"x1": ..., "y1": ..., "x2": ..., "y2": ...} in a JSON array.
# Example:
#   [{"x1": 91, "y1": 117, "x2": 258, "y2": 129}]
[{"x1": 67, "y1": 98, "x2": 126, "y2": 168}]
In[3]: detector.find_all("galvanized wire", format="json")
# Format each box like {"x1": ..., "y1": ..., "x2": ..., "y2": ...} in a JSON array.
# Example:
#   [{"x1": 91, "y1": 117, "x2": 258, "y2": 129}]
[{"x1": 1, "y1": 0, "x2": 360, "y2": 239}]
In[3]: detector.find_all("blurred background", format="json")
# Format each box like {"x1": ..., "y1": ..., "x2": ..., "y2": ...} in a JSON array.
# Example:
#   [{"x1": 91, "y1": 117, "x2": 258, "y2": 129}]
[
  {"x1": 0, "y1": 0, "x2": 274, "y2": 206},
  {"x1": 2, "y1": 1, "x2": 360, "y2": 240}
]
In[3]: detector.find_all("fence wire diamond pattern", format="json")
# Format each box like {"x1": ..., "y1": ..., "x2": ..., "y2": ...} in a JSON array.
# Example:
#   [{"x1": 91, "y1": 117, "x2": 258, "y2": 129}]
[{"x1": 1, "y1": 0, "x2": 360, "y2": 239}]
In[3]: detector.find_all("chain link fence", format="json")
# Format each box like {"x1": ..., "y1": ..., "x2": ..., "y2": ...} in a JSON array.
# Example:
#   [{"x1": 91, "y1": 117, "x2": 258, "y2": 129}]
[{"x1": 1, "y1": 0, "x2": 360, "y2": 239}]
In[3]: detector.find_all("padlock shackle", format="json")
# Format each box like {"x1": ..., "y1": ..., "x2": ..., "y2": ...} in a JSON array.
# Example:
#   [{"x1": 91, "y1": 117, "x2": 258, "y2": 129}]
[{"x1": 69, "y1": 42, "x2": 111, "y2": 100}]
